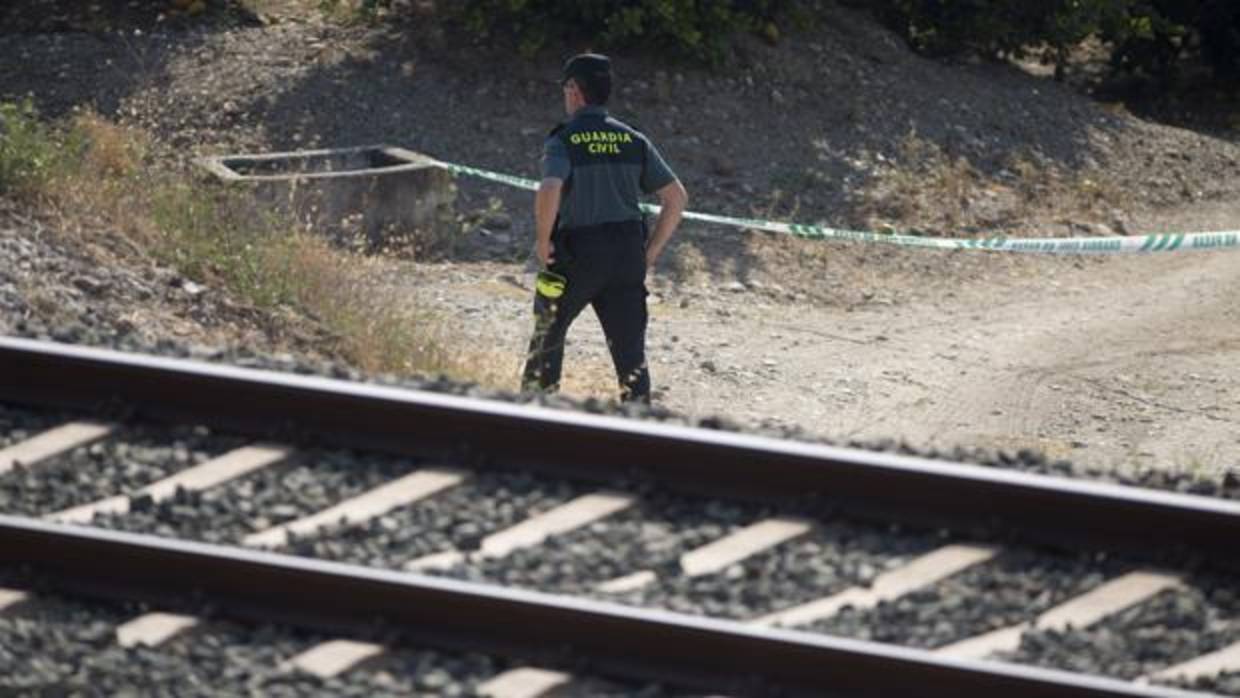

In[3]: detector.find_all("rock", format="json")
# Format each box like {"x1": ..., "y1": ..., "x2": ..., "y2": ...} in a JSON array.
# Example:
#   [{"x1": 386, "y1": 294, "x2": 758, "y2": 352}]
[
  {"x1": 71, "y1": 275, "x2": 107, "y2": 296},
  {"x1": 709, "y1": 154, "x2": 737, "y2": 177},
  {"x1": 482, "y1": 211, "x2": 512, "y2": 230}
]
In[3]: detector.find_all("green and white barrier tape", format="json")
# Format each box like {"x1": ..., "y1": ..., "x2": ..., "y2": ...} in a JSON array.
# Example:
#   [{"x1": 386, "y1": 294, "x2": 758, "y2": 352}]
[{"x1": 435, "y1": 160, "x2": 1240, "y2": 255}]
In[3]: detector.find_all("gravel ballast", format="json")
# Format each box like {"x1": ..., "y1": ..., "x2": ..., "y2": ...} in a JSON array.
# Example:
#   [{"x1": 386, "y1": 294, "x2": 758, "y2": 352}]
[
  {"x1": 0, "y1": 421, "x2": 244, "y2": 516},
  {"x1": 89, "y1": 448, "x2": 416, "y2": 543},
  {"x1": 430, "y1": 490, "x2": 940, "y2": 621},
  {"x1": 0, "y1": 584, "x2": 704, "y2": 697},
  {"x1": 602, "y1": 522, "x2": 942, "y2": 620},
  {"x1": 292, "y1": 470, "x2": 589, "y2": 568},
  {"x1": 1003, "y1": 573, "x2": 1240, "y2": 684},
  {"x1": 5, "y1": 354, "x2": 1239, "y2": 508},
  {"x1": 809, "y1": 548, "x2": 1123, "y2": 648},
  {"x1": 1176, "y1": 673, "x2": 1240, "y2": 697},
  {"x1": 440, "y1": 490, "x2": 759, "y2": 594},
  {"x1": 0, "y1": 589, "x2": 508, "y2": 697},
  {"x1": 0, "y1": 403, "x2": 65, "y2": 450}
]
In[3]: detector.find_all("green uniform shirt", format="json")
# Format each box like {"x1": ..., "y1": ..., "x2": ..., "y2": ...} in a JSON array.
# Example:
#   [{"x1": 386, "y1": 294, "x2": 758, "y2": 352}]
[{"x1": 541, "y1": 105, "x2": 677, "y2": 230}]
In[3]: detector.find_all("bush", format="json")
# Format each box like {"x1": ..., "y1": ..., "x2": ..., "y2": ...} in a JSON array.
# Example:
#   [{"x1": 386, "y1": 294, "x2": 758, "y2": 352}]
[
  {"x1": 1, "y1": 100, "x2": 455, "y2": 377},
  {"x1": 0, "y1": 99, "x2": 62, "y2": 195},
  {"x1": 353, "y1": 0, "x2": 805, "y2": 62},
  {"x1": 867, "y1": 1, "x2": 1129, "y2": 72},
  {"x1": 469, "y1": 0, "x2": 796, "y2": 60},
  {"x1": 865, "y1": 0, "x2": 1240, "y2": 82},
  {"x1": 1167, "y1": 0, "x2": 1240, "y2": 79}
]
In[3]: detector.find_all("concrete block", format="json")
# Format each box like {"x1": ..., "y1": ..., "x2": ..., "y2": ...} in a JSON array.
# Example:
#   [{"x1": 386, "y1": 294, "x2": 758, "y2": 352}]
[{"x1": 198, "y1": 145, "x2": 456, "y2": 251}]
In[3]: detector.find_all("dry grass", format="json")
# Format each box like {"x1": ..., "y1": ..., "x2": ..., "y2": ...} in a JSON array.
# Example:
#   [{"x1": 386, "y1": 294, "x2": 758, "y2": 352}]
[
  {"x1": 276, "y1": 240, "x2": 455, "y2": 374},
  {"x1": 856, "y1": 131, "x2": 981, "y2": 233},
  {"x1": 1003, "y1": 150, "x2": 1129, "y2": 223},
  {"x1": 857, "y1": 130, "x2": 1128, "y2": 236},
  {"x1": 2, "y1": 102, "x2": 461, "y2": 378}
]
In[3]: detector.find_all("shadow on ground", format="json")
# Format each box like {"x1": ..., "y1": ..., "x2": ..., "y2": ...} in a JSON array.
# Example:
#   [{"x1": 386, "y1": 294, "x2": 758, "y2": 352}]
[
  {"x1": 8, "y1": 2, "x2": 1236, "y2": 291},
  {"x1": 0, "y1": 0, "x2": 260, "y2": 120},
  {"x1": 239, "y1": 5, "x2": 1134, "y2": 280}
]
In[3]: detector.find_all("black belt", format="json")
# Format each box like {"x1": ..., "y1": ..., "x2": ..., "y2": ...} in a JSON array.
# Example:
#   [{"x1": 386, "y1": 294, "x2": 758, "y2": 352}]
[{"x1": 557, "y1": 219, "x2": 645, "y2": 237}]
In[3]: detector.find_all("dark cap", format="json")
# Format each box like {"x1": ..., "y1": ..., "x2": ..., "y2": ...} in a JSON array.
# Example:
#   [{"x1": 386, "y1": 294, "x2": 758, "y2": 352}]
[{"x1": 561, "y1": 53, "x2": 612, "y2": 87}]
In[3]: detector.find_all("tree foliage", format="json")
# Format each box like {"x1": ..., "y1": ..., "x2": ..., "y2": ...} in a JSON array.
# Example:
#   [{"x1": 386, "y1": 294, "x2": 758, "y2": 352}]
[
  {"x1": 452, "y1": 0, "x2": 795, "y2": 60},
  {"x1": 353, "y1": 0, "x2": 803, "y2": 62},
  {"x1": 867, "y1": 0, "x2": 1240, "y2": 81},
  {"x1": 355, "y1": 0, "x2": 1239, "y2": 80}
]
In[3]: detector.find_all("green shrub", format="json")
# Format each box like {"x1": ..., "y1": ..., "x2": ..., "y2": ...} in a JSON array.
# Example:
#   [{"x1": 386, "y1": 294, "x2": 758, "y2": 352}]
[
  {"x1": 358, "y1": 0, "x2": 804, "y2": 62},
  {"x1": 0, "y1": 99, "x2": 62, "y2": 195},
  {"x1": 1198, "y1": 0, "x2": 1240, "y2": 79},
  {"x1": 0, "y1": 101, "x2": 454, "y2": 377},
  {"x1": 1133, "y1": 0, "x2": 1240, "y2": 80},
  {"x1": 466, "y1": 0, "x2": 794, "y2": 60},
  {"x1": 867, "y1": 1, "x2": 1127, "y2": 71},
  {"x1": 864, "y1": 0, "x2": 1240, "y2": 82},
  {"x1": 150, "y1": 183, "x2": 301, "y2": 309}
]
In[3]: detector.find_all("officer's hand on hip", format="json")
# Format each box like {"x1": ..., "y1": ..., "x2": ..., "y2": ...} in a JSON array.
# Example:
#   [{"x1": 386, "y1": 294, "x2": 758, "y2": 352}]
[{"x1": 537, "y1": 239, "x2": 555, "y2": 267}]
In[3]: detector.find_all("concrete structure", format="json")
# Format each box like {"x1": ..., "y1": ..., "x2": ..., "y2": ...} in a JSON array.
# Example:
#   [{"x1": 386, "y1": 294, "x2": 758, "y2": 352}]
[{"x1": 198, "y1": 145, "x2": 456, "y2": 251}]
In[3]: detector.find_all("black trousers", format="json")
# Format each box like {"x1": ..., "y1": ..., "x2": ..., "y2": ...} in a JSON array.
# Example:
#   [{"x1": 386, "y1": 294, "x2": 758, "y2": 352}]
[{"x1": 521, "y1": 220, "x2": 651, "y2": 403}]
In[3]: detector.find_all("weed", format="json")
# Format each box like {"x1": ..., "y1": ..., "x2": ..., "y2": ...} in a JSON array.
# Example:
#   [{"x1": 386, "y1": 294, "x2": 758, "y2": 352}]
[
  {"x1": 1003, "y1": 149, "x2": 1128, "y2": 222},
  {"x1": 2, "y1": 100, "x2": 457, "y2": 378},
  {"x1": 856, "y1": 130, "x2": 1127, "y2": 236},
  {"x1": 316, "y1": 0, "x2": 383, "y2": 24},
  {"x1": 857, "y1": 131, "x2": 979, "y2": 232},
  {"x1": 0, "y1": 99, "x2": 61, "y2": 196}
]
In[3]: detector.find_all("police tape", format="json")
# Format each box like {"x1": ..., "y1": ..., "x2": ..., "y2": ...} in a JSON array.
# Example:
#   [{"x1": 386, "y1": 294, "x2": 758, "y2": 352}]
[{"x1": 434, "y1": 160, "x2": 1240, "y2": 255}]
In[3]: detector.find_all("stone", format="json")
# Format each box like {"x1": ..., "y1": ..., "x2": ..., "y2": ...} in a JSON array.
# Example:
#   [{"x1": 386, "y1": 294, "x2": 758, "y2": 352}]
[
  {"x1": 198, "y1": 146, "x2": 456, "y2": 252},
  {"x1": 71, "y1": 275, "x2": 107, "y2": 296}
]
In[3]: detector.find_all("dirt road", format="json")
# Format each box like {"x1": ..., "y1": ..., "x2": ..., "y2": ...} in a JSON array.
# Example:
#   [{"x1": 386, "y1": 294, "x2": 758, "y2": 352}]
[{"x1": 410, "y1": 202, "x2": 1240, "y2": 477}]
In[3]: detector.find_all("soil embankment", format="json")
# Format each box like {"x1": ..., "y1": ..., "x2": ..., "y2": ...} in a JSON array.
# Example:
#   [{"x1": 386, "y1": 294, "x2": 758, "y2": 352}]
[{"x1": 2, "y1": 3, "x2": 1238, "y2": 475}]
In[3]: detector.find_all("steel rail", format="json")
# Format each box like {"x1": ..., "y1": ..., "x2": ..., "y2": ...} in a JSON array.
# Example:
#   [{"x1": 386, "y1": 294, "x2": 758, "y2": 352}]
[
  {"x1": 1, "y1": 336, "x2": 1239, "y2": 564},
  {"x1": 0, "y1": 515, "x2": 1215, "y2": 698}
]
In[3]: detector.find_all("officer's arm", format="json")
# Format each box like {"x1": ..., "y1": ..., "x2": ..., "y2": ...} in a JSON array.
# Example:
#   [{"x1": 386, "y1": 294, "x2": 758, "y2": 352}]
[
  {"x1": 535, "y1": 178, "x2": 563, "y2": 265},
  {"x1": 645, "y1": 179, "x2": 688, "y2": 269}
]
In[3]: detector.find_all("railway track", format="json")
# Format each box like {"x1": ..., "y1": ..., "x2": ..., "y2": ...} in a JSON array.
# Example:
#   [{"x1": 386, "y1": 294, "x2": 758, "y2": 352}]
[{"x1": 1, "y1": 336, "x2": 1238, "y2": 697}]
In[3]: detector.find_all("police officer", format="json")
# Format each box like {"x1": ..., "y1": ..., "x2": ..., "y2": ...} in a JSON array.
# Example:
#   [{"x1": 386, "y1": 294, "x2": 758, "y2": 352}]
[{"x1": 521, "y1": 53, "x2": 688, "y2": 404}]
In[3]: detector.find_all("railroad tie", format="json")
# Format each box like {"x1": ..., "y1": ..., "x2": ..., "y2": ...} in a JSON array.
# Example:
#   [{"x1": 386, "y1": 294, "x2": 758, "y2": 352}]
[
  {"x1": 0, "y1": 587, "x2": 30, "y2": 613},
  {"x1": 23, "y1": 453, "x2": 263, "y2": 668},
  {"x1": 96, "y1": 462, "x2": 462, "y2": 654},
  {"x1": 46, "y1": 444, "x2": 292, "y2": 525},
  {"x1": 114, "y1": 616, "x2": 392, "y2": 677},
  {"x1": 748, "y1": 543, "x2": 1000, "y2": 628},
  {"x1": 405, "y1": 491, "x2": 636, "y2": 571},
  {"x1": 0, "y1": 421, "x2": 114, "y2": 476},
  {"x1": 7, "y1": 588, "x2": 198, "y2": 650},
  {"x1": 595, "y1": 517, "x2": 814, "y2": 594},
  {"x1": 242, "y1": 467, "x2": 468, "y2": 549},
  {"x1": 477, "y1": 667, "x2": 574, "y2": 698},
  {"x1": 237, "y1": 468, "x2": 470, "y2": 682},
  {"x1": 1140, "y1": 639, "x2": 1240, "y2": 685},
  {"x1": 115, "y1": 612, "x2": 200, "y2": 648},
  {"x1": 934, "y1": 569, "x2": 1183, "y2": 660},
  {"x1": 282, "y1": 639, "x2": 388, "y2": 679}
]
